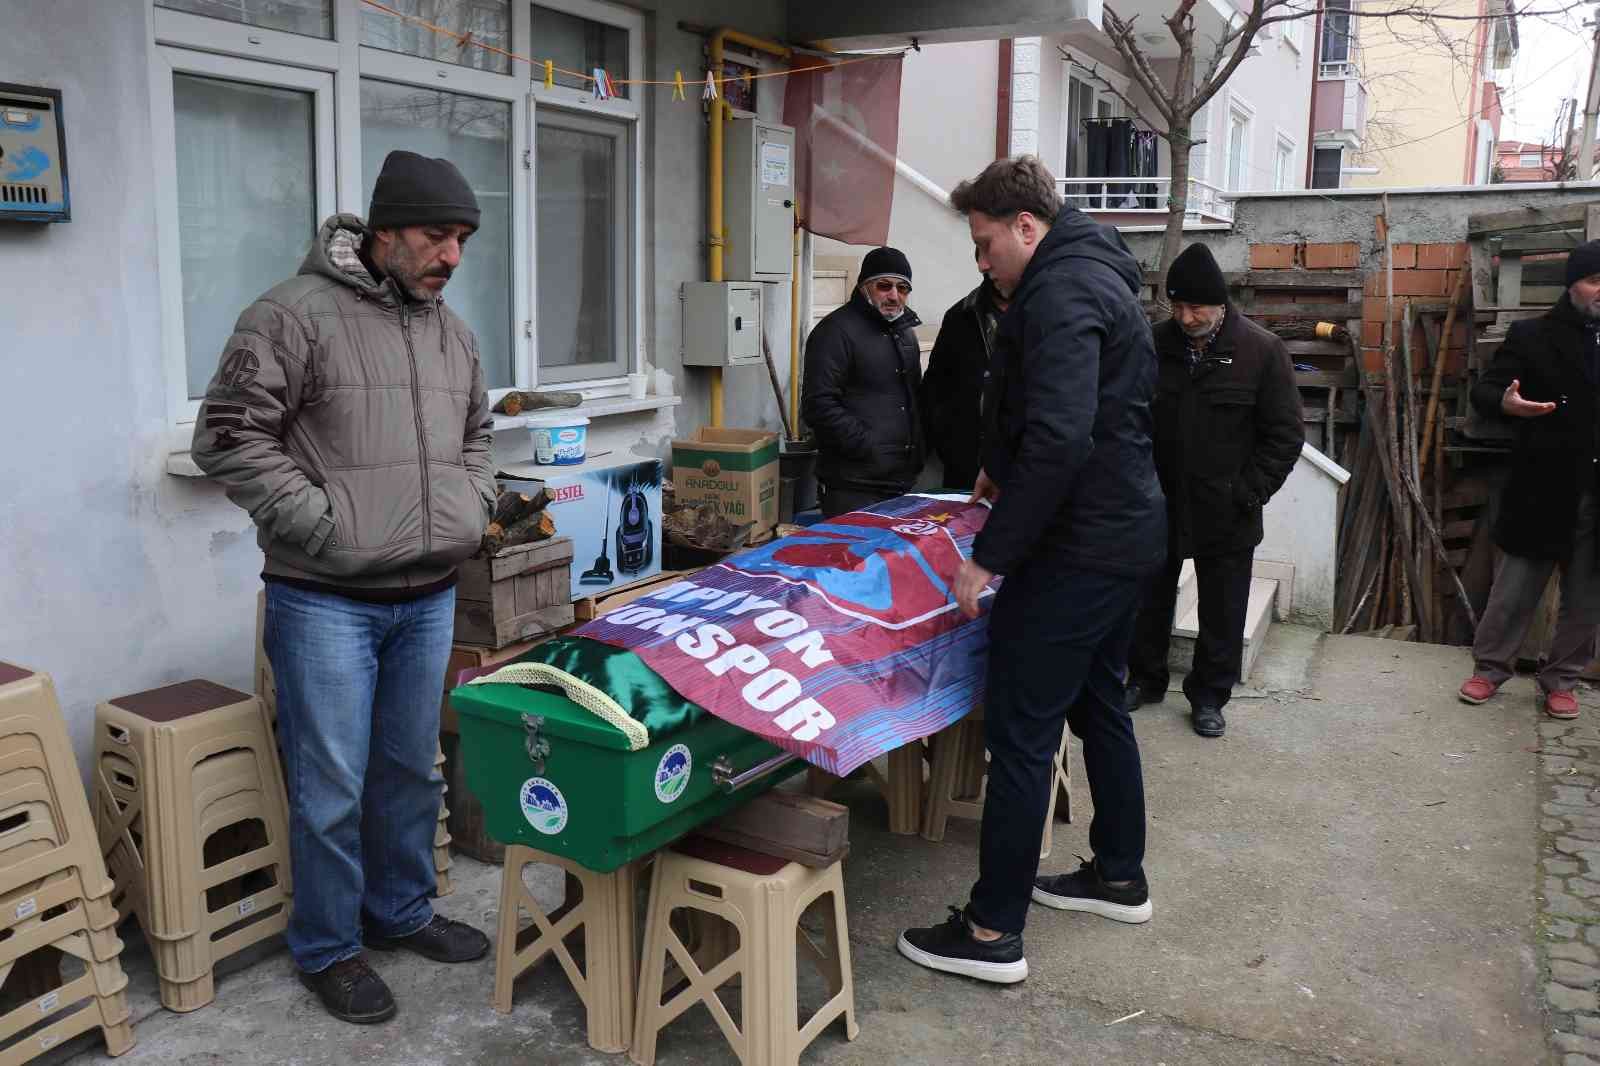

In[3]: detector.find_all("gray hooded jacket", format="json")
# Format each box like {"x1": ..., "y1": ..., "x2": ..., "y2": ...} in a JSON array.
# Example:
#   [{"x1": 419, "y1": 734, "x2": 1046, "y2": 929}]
[{"x1": 191, "y1": 214, "x2": 497, "y2": 590}]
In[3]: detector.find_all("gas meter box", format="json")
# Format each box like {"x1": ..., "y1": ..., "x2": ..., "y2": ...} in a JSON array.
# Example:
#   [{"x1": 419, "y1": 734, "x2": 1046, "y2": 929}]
[
  {"x1": 0, "y1": 83, "x2": 70, "y2": 223},
  {"x1": 722, "y1": 118, "x2": 795, "y2": 281},
  {"x1": 683, "y1": 282, "x2": 764, "y2": 367}
]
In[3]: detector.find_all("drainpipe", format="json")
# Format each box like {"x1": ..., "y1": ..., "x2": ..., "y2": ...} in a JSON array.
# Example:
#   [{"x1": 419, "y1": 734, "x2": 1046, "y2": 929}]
[
  {"x1": 789, "y1": 218, "x2": 802, "y2": 437},
  {"x1": 1304, "y1": 8, "x2": 1322, "y2": 188},
  {"x1": 706, "y1": 28, "x2": 793, "y2": 427}
]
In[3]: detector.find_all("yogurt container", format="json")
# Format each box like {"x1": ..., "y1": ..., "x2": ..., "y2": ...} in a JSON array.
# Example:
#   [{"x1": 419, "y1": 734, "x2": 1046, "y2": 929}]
[{"x1": 527, "y1": 413, "x2": 590, "y2": 465}]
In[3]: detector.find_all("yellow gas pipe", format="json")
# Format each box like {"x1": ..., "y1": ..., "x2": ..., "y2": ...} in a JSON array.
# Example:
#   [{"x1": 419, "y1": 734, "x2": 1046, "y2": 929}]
[{"x1": 705, "y1": 28, "x2": 792, "y2": 428}]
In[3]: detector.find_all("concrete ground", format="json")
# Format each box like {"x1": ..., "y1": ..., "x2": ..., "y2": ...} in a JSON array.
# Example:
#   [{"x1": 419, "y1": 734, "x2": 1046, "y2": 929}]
[{"x1": 49, "y1": 626, "x2": 1550, "y2": 1066}]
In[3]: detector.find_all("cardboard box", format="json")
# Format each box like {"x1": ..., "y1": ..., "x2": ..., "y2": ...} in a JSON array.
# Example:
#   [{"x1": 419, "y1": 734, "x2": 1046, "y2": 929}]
[
  {"x1": 671, "y1": 427, "x2": 780, "y2": 536},
  {"x1": 499, "y1": 459, "x2": 663, "y2": 600}
]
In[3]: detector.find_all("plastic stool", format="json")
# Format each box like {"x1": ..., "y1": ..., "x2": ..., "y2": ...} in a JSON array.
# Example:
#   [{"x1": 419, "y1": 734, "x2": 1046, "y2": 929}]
[
  {"x1": 630, "y1": 837, "x2": 857, "y2": 1066},
  {"x1": 93, "y1": 681, "x2": 291, "y2": 1012},
  {"x1": 492, "y1": 845, "x2": 647, "y2": 1053},
  {"x1": 805, "y1": 739, "x2": 925, "y2": 836},
  {"x1": 920, "y1": 707, "x2": 1074, "y2": 856}
]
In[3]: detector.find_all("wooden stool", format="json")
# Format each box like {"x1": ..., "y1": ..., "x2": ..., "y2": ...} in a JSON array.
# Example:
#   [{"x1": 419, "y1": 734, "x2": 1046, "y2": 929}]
[
  {"x1": 93, "y1": 681, "x2": 291, "y2": 1013},
  {"x1": 630, "y1": 837, "x2": 857, "y2": 1066},
  {"x1": 805, "y1": 739, "x2": 925, "y2": 835},
  {"x1": 492, "y1": 845, "x2": 647, "y2": 1054},
  {"x1": 920, "y1": 707, "x2": 1074, "y2": 857}
]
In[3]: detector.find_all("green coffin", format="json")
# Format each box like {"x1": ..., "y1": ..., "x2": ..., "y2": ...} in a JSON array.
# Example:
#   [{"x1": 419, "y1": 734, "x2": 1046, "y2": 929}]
[{"x1": 449, "y1": 680, "x2": 800, "y2": 873}]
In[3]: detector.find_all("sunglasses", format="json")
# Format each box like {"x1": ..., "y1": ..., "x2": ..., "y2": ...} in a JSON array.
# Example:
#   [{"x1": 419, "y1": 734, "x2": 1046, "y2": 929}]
[{"x1": 871, "y1": 279, "x2": 912, "y2": 296}]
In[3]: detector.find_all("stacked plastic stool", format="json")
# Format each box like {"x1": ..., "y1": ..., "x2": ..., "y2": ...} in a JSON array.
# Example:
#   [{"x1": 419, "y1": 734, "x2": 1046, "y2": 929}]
[
  {"x1": 0, "y1": 661, "x2": 134, "y2": 1062},
  {"x1": 93, "y1": 679, "x2": 292, "y2": 1012},
  {"x1": 920, "y1": 706, "x2": 1074, "y2": 856},
  {"x1": 254, "y1": 591, "x2": 454, "y2": 896},
  {"x1": 631, "y1": 836, "x2": 857, "y2": 1066}
]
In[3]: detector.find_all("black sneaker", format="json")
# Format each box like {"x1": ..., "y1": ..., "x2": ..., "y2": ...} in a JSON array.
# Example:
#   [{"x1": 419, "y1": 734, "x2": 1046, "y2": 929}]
[
  {"x1": 1124, "y1": 681, "x2": 1166, "y2": 713},
  {"x1": 1032, "y1": 857, "x2": 1153, "y2": 924},
  {"x1": 897, "y1": 906, "x2": 1028, "y2": 984},
  {"x1": 1191, "y1": 704, "x2": 1226, "y2": 738},
  {"x1": 299, "y1": 955, "x2": 396, "y2": 1025},
  {"x1": 365, "y1": 914, "x2": 490, "y2": 963}
]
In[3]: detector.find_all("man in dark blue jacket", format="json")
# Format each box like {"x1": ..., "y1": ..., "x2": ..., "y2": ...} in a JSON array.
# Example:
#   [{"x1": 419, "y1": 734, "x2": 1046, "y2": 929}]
[{"x1": 898, "y1": 156, "x2": 1166, "y2": 985}]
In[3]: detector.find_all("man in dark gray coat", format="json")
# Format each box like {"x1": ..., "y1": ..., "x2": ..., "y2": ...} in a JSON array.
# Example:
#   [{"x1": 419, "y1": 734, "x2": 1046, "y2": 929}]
[{"x1": 193, "y1": 151, "x2": 494, "y2": 1024}]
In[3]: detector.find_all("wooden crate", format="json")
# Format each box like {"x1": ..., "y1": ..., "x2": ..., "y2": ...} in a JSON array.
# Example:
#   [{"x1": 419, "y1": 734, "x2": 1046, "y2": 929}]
[
  {"x1": 453, "y1": 537, "x2": 575, "y2": 649},
  {"x1": 573, "y1": 569, "x2": 699, "y2": 622}
]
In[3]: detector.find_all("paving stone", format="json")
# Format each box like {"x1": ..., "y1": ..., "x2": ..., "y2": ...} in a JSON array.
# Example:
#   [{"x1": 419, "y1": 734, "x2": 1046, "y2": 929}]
[
  {"x1": 1547, "y1": 890, "x2": 1595, "y2": 919},
  {"x1": 1550, "y1": 982, "x2": 1599, "y2": 1012},
  {"x1": 1552, "y1": 860, "x2": 1585, "y2": 877},
  {"x1": 1556, "y1": 1032, "x2": 1600, "y2": 1057},
  {"x1": 1547, "y1": 756, "x2": 1581, "y2": 771},
  {"x1": 1557, "y1": 837, "x2": 1593, "y2": 856},
  {"x1": 1572, "y1": 776, "x2": 1600, "y2": 788},
  {"x1": 1576, "y1": 1014, "x2": 1600, "y2": 1038},
  {"x1": 1552, "y1": 941, "x2": 1600, "y2": 965},
  {"x1": 1543, "y1": 721, "x2": 1578, "y2": 740},
  {"x1": 1554, "y1": 960, "x2": 1600, "y2": 987},
  {"x1": 1555, "y1": 787, "x2": 1593, "y2": 806},
  {"x1": 1562, "y1": 1054, "x2": 1600, "y2": 1066},
  {"x1": 1575, "y1": 880, "x2": 1600, "y2": 900},
  {"x1": 1554, "y1": 820, "x2": 1579, "y2": 833},
  {"x1": 1569, "y1": 829, "x2": 1600, "y2": 843}
]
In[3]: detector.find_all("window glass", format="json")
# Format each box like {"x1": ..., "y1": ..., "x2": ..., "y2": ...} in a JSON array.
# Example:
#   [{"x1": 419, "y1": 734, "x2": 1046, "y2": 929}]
[
  {"x1": 361, "y1": 0, "x2": 513, "y2": 75},
  {"x1": 1311, "y1": 147, "x2": 1342, "y2": 188},
  {"x1": 536, "y1": 114, "x2": 626, "y2": 377},
  {"x1": 361, "y1": 81, "x2": 514, "y2": 387},
  {"x1": 1320, "y1": 0, "x2": 1351, "y2": 64},
  {"x1": 157, "y1": 0, "x2": 331, "y2": 38},
  {"x1": 1227, "y1": 113, "x2": 1248, "y2": 191},
  {"x1": 532, "y1": 4, "x2": 630, "y2": 98},
  {"x1": 173, "y1": 73, "x2": 317, "y2": 398}
]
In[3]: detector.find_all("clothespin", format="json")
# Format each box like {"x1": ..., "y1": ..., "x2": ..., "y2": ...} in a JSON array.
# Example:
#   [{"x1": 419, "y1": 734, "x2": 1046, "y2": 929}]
[
  {"x1": 591, "y1": 67, "x2": 611, "y2": 101},
  {"x1": 673, "y1": 70, "x2": 687, "y2": 101},
  {"x1": 702, "y1": 71, "x2": 719, "y2": 101},
  {"x1": 605, "y1": 70, "x2": 618, "y2": 97},
  {"x1": 543, "y1": 60, "x2": 554, "y2": 90}
]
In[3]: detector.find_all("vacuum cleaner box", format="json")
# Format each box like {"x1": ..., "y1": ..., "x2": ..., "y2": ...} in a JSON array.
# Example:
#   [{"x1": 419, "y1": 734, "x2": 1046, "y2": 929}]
[
  {"x1": 671, "y1": 427, "x2": 780, "y2": 537},
  {"x1": 499, "y1": 459, "x2": 662, "y2": 601}
]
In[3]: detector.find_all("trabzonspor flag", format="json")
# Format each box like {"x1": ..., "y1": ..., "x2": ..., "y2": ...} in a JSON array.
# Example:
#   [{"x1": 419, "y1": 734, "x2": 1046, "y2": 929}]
[{"x1": 575, "y1": 496, "x2": 993, "y2": 775}]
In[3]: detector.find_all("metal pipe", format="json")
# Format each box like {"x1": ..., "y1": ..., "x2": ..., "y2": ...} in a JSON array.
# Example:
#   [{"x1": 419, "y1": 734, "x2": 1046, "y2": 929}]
[
  {"x1": 710, "y1": 751, "x2": 798, "y2": 792},
  {"x1": 789, "y1": 217, "x2": 802, "y2": 438},
  {"x1": 705, "y1": 29, "x2": 792, "y2": 428}
]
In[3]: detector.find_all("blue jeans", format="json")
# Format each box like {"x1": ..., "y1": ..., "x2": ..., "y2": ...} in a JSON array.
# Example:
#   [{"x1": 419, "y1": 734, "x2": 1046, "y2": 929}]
[{"x1": 263, "y1": 582, "x2": 453, "y2": 974}]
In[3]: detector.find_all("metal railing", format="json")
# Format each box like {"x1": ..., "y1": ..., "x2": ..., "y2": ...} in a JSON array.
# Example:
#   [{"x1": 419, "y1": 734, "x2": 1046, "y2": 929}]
[
  {"x1": 1057, "y1": 177, "x2": 1235, "y2": 222},
  {"x1": 1319, "y1": 60, "x2": 1360, "y2": 80}
]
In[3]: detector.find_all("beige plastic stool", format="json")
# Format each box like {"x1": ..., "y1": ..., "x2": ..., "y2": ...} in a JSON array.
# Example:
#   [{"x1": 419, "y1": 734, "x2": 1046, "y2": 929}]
[
  {"x1": 256, "y1": 590, "x2": 454, "y2": 898},
  {"x1": 93, "y1": 681, "x2": 291, "y2": 1012},
  {"x1": 805, "y1": 739, "x2": 925, "y2": 836},
  {"x1": 631, "y1": 837, "x2": 857, "y2": 1066},
  {"x1": 492, "y1": 845, "x2": 647, "y2": 1054},
  {"x1": 920, "y1": 707, "x2": 1074, "y2": 857}
]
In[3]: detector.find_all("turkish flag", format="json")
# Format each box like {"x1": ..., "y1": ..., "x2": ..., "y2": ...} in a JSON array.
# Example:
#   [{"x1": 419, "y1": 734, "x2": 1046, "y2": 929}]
[{"x1": 782, "y1": 54, "x2": 904, "y2": 247}]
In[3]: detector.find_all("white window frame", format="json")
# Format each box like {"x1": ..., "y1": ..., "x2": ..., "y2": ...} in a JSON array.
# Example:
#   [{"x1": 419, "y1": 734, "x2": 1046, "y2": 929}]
[
  {"x1": 149, "y1": 43, "x2": 338, "y2": 431},
  {"x1": 1311, "y1": 142, "x2": 1345, "y2": 189},
  {"x1": 527, "y1": 0, "x2": 644, "y2": 394},
  {"x1": 1059, "y1": 62, "x2": 1129, "y2": 178},
  {"x1": 1273, "y1": 130, "x2": 1297, "y2": 191},
  {"x1": 148, "y1": 0, "x2": 649, "y2": 440},
  {"x1": 1225, "y1": 95, "x2": 1254, "y2": 193}
]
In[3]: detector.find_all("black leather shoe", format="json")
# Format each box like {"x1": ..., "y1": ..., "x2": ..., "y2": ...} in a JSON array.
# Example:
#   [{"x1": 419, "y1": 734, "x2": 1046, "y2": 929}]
[
  {"x1": 897, "y1": 905, "x2": 1028, "y2": 984},
  {"x1": 1192, "y1": 705, "x2": 1226, "y2": 738},
  {"x1": 1124, "y1": 682, "x2": 1165, "y2": 713},
  {"x1": 299, "y1": 955, "x2": 396, "y2": 1025},
  {"x1": 365, "y1": 914, "x2": 490, "y2": 963}
]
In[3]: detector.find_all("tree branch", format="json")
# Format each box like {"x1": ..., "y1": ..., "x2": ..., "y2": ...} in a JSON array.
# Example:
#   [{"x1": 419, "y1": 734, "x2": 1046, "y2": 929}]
[{"x1": 1059, "y1": 46, "x2": 1169, "y2": 134}]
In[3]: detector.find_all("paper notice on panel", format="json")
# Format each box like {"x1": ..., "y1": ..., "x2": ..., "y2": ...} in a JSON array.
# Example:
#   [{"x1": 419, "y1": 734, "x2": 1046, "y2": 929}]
[{"x1": 761, "y1": 141, "x2": 791, "y2": 188}]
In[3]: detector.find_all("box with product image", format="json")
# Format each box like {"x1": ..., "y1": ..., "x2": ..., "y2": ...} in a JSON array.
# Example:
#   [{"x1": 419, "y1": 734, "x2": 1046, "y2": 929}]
[
  {"x1": 500, "y1": 459, "x2": 663, "y2": 601},
  {"x1": 671, "y1": 427, "x2": 780, "y2": 537}
]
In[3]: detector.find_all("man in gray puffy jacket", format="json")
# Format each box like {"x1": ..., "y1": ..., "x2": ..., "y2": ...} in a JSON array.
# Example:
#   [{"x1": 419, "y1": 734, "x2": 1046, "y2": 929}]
[{"x1": 193, "y1": 151, "x2": 495, "y2": 1024}]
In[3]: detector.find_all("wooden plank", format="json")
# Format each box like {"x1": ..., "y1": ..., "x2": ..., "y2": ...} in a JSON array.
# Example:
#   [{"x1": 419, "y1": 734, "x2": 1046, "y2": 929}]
[
  {"x1": 1139, "y1": 269, "x2": 1364, "y2": 288},
  {"x1": 491, "y1": 603, "x2": 575, "y2": 648},
  {"x1": 1469, "y1": 237, "x2": 1495, "y2": 310},
  {"x1": 572, "y1": 569, "x2": 697, "y2": 622},
  {"x1": 702, "y1": 790, "x2": 849, "y2": 862},
  {"x1": 1295, "y1": 369, "x2": 1355, "y2": 388},
  {"x1": 1467, "y1": 202, "x2": 1589, "y2": 236},
  {"x1": 1589, "y1": 204, "x2": 1600, "y2": 242},
  {"x1": 1284, "y1": 340, "x2": 1352, "y2": 358},
  {"x1": 1442, "y1": 519, "x2": 1476, "y2": 541},
  {"x1": 1494, "y1": 230, "x2": 1582, "y2": 254},
  {"x1": 1243, "y1": 302, "x2": 1358, "y2": 319},
  {"x1": 488, "y1": 536, "x2": 574, "y2": 583}
]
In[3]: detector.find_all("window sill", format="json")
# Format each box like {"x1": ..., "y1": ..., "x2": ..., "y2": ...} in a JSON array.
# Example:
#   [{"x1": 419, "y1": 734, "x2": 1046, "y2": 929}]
[{"x1": 489, "y1": 393, "x2": 681, "y2": 432}]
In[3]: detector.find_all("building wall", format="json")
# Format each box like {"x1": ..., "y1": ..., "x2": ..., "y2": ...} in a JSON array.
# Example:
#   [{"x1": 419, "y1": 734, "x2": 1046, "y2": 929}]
[
  {"x1": 0, "y1": 0, "x2": 791, "y2": 774},
  {"x1": 1347, "y1": 0, "x2": 1488, "y2": 188}
]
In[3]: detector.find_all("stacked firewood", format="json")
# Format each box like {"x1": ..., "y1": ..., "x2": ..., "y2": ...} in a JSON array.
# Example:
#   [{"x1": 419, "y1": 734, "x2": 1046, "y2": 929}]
[{"x1": 479, "y1": 486, "x2": 555, "y2": 556}]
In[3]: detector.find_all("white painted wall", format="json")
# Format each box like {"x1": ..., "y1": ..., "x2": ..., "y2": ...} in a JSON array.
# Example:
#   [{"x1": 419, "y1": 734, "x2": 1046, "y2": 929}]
[
  {"x1": 0, "y1": 0, "x2": 790, "y2": 775},
  {"x1": 1259, "y1": 443, "x2": 1351, "y2": 631}
]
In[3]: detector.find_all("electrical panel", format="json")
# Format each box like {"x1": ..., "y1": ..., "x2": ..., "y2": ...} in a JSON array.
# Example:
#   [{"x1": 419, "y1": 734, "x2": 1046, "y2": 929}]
[
  {"x1": 683, "y1": 282, "x2": 764, "y2": 367},
  {"x1": 0, "y1": 83, "x2": 69, "y2": 223},
  {"x1": 723, "y1": 118, "x2": 795, "y2": 281}
]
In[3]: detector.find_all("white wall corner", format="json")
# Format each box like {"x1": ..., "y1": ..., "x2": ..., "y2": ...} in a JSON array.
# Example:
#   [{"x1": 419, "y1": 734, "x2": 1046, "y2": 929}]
[
  {"x1": 1011, "y1": 129, "x2": 1040, "y2": 156},
  {"x1": 1011, "y1": 72, "x2": 1040, "y2": 104},
  {"x1": 1013, "y1": 38, "x2": 1043, "y2": 74},
  {"x1": 1013, "y1": 100, "x2": 1040, "y2": 131}
]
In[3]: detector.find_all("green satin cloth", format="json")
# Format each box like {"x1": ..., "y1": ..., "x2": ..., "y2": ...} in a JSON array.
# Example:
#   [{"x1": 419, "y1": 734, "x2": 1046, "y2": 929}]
[{"x1": 518, "y1": 636, "x2": 706, "y2": 738}]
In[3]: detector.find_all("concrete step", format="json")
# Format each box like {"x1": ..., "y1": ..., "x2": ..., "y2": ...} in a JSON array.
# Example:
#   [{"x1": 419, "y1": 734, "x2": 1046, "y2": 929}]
[{"x1": 1168, "y1": 575, "x2": 1279, "y2": 684}]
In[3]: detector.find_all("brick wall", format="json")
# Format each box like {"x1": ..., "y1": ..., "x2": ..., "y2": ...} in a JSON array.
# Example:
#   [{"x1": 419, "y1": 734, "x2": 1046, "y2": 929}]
[{"x1": 1359, "y1": 242, "x2": 1470, "y2": 376}]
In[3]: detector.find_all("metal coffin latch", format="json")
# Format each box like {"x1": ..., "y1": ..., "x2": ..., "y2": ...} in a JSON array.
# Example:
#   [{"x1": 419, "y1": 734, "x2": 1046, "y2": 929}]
[{"x1": 520, "y1": 714, "x2": 551, "y2": 773}]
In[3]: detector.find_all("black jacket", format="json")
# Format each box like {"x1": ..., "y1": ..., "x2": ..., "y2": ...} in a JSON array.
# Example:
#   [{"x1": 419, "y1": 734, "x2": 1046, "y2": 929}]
[
  {"x1": 1150, "y1": 310, "x2": 1305, "y2": 558},
  {"x1": 973, "y1": 209, "x2": 1166, "y2": 578},
  {"x1": 1472, "y1": 294, "x2": 1600, "y2": 561},
  {"x1": 802, "y1": 290, "x2": 925, "y2": 493},
  {"x1": 922, "y1": 281, "x2": 1003, "y2": 490}
]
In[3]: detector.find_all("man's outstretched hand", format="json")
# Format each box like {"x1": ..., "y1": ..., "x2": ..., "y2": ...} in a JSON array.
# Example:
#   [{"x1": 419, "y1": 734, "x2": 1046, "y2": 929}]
[
  {"x1": 955, "y1": 558, "x2": 994, "y2": 619},
  {"x1": 969, "y1": 469, "x2": 1000, "y2": 506},
  {"x1": 1502, "y1": 378, "x2": 1557, "y2": 418}
]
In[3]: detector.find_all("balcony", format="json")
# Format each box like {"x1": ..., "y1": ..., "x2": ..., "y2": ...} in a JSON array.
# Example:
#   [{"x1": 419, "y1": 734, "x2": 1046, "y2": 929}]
[{"x1": 1058, "y1": 177, "x2": 1235, "y2": 225}]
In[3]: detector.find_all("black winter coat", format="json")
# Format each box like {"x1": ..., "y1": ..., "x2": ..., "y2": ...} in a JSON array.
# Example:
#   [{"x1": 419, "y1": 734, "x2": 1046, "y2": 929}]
[
  {"x1": 1471, "y1": 294, "x2": 1600, "y2": 561},
  {"x1": 973, "y1": 209, "x2": 1166, "y2": 578},
  {"x1": 802, "y1": 290, "x2": 925, "y2": 494},
  {"x1": 921, "y1": 281, "x2": 1003, "y2": 490},
  {"x1": 1150, "y1": 310, "x2": 1305, "y2": 558}
]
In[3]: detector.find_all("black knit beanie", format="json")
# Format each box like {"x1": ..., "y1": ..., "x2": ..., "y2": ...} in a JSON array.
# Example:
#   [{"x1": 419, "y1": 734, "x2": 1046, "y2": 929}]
[
  {"x1": 1166, "y1": 242, "x2": 1229, "y2": 305},
  {"x1": 860, "y1": 246, "x2": 913, "y2": 286},
  {"x1": 1567, "y1": 240, "x2": 1600, "y2": 286},
  {"x1": 368, "y1": 150, "x2": 480, "y2": 231}
]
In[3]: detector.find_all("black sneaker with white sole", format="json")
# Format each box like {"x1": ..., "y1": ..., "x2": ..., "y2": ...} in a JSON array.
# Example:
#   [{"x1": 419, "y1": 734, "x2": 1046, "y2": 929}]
[
  {"x1": 897, "y1": 906, "x2": 1028, "y2": 984},
  {"x1": 1032, "y1": 857, "x2": 1153, "y2": 924}
]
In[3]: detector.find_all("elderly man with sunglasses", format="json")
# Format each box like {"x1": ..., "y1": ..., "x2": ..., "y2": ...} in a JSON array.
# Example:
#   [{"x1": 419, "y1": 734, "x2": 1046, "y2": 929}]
[{"x1": 802, "y1": 247, "x2": 927, "y2": 517}]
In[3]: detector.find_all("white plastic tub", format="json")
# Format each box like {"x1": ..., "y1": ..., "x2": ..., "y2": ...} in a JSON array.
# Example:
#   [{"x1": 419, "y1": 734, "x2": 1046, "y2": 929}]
[{"x1": 527, "y1": 413, "x2": 590, "y2": 466}]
